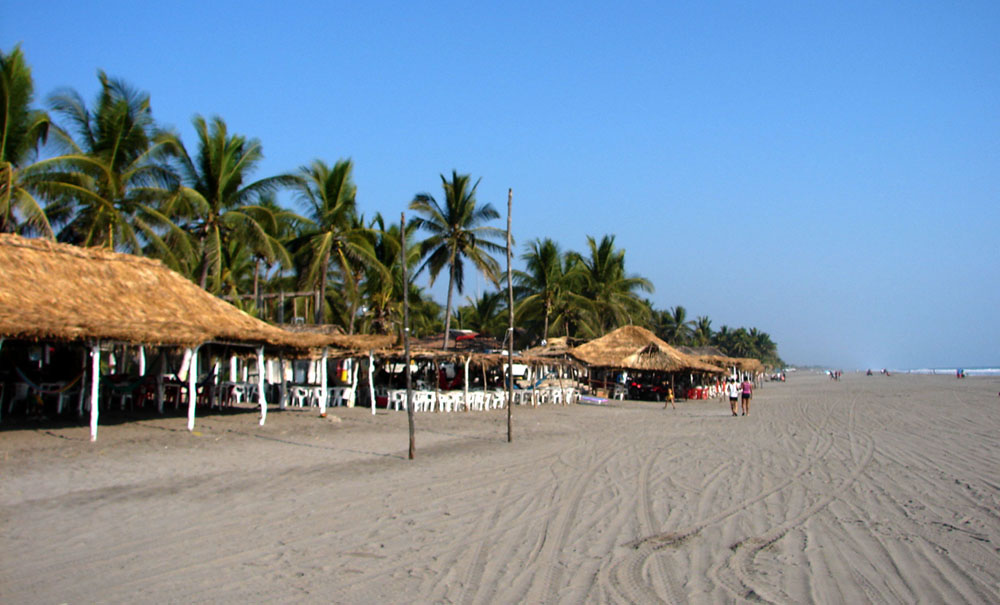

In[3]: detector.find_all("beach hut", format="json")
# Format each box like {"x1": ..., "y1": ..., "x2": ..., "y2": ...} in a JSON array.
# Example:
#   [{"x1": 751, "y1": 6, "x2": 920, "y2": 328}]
[
  {"x1": 569, "y1": 325, "x2": 723, "y2": 399},
  {"x1": 0, "y1": 234, "x2": 332, "y2": 439}
]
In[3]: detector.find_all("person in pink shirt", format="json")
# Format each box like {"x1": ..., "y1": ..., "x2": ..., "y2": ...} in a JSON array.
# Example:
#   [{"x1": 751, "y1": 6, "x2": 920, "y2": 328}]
[{"x1": 740, "y1": 377, "x2": 753, "y2": 416}]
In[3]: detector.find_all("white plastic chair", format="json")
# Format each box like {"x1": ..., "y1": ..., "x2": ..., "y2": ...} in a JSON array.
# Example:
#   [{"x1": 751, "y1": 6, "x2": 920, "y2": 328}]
[{"x1": 292, "y1": 386, "x2": 311, "y2": 407}]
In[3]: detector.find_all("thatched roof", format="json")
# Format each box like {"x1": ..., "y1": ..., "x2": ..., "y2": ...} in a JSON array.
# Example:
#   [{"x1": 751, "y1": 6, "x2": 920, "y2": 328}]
[
  {"x1": 677, "y1": 345, "x2": 726, "y2": 357},
  {"x1": 569, "y1": 325, "x2": 723, "y2": 373},
  {"x1": 0, "y1": 234, "x2": 327, "y2": 350},
  {"x1": 676, "y1": 346, "x2": 766, "y2": 373},
  {"x1": 281, "y1": 323, "x2": 398, "y2": 357},
  {"x1": 521, "y1": 336, "x2": 582, "y2": 358},
  {"x1": 411, "y1": 331, "x2": 503, "y2": 353}
]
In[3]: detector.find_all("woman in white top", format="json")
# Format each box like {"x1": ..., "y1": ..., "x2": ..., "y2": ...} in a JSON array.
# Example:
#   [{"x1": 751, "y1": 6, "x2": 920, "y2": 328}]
[{"x1": 726, "y1": 379, "x2": 740, "y2": 416}]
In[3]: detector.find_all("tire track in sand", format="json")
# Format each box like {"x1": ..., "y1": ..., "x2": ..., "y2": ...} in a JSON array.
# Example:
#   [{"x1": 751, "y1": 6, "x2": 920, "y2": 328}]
[
  {"x1": 520, "y1": 441, "x2": 622, "y2": 604},
  {"x1": 601, "y1": 448, "x2": 684, "y2": 604},
  {"x1": 721, "y1": 405, "x2": 876, "y2": 604},
  {"x1": 627, "y1": 427, "x2": 836, "y2": 551}
]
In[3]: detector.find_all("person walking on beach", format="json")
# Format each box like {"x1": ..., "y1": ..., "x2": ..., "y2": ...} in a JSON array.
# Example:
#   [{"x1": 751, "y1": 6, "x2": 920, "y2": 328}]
[
  {"x1": 740, "y1": 376, "x2": 753, "y2": 416},
  {"x1": 662, "y1": 384, "x2": 676, "y2": 410},
  {"x1": 726, "y1": 378, "x2": 740, "y2": 416}
]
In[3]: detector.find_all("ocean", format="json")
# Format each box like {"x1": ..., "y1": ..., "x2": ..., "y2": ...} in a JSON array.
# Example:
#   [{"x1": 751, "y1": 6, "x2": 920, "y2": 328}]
[{"x1": 903, "y1": 367, "x2": 1000, "y2": 376}]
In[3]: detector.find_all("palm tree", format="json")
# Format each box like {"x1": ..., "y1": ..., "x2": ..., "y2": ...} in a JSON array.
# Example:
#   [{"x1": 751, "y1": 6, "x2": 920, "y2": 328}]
[
  {"x1": 41, "y1": 72, "x2": 183, "y2": 261},
  {"x1": 165, "y1": 115, "x2": 296, "y2": 292},
  {"x1": 409, "y1": 171, "x2": 505, "y2": 350},
  {"x1": 0, "y1": 45, "x2": 52, "y2": 236},
  {"x1": 749, "y1": 327, "x2": 780, "y2": 365},
  {"x1": 513, "y1": 237, "x2": 586, "y2": 343},
  {"x1": 660, "y1": 305, "x2": 694, "y2": 345},
  {"x1": 571, "y1": 234, "x2": 653, "y2": 336},
  {"x1": 456, "y1": 291, "x2": 506, "y2": 337},
  {"x1": 290, "y1": 158, "x2": 380, "y2": 328},
  {"x1": 729, "y1": 328, "x2": 753, "y2": 357},
  {"x1": 407, "y1": 285, "x2": 444, "y2": 338},
  {"x1": 248, "y1": 192, "x2": 301, "y2": 314},
  {"x1": 692, "y1": 316, "x2": 713, "y2": 347},
  {"x1": 358, "y1": 213, "x2": 422, "y2": 336}
]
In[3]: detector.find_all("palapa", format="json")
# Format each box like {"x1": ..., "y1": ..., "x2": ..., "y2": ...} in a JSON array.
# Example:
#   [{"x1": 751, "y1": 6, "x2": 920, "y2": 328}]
[
  {"x1": 0, "y1": 234, "x2": 326, "y2": 352},
  {"x1": 569, "y1": 325, "x2": 723, "y2": 373}
]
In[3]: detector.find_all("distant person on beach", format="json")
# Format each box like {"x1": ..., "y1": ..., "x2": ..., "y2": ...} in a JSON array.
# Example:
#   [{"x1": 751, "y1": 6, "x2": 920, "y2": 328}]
[
  {"x1": 740, "y1": 377, "x2": 753, "y2": 415},
  {"x1": 726, "y1": 378, "x2": 740, "y2": 416},
  {"x1": 662, "y1": 385, "x2": 676, "y2": 410}
]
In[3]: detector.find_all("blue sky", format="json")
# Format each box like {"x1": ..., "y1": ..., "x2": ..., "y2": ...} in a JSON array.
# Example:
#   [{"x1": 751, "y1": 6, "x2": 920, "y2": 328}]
[{"x1": 5, "y1": 1, "x2": 999, "y2": 369}]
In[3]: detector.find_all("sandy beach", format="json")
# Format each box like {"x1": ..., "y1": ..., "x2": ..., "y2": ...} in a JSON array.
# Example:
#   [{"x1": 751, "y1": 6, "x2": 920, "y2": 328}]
[{"x1": 2, "y1": 372, "x2": 999, "y2": 603}]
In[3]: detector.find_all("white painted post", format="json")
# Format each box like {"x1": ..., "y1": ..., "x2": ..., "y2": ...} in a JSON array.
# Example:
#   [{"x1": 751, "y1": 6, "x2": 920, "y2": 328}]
[
  {"x1": 369, "y1": 351, "x2": 376, "y2": 415},
  {"x1": 257, "y1": 346, "x2": 267, "y2": 425},
  {"x1": 187, "y1": 346, "x2": 199, "y2": 431},
  {"x1": 211, "y1": 358, "x2": 221, "y2": 408},
  {"x1": 230, "y1": 355, "x2": 238, "y2": 382},
  {"x1": 178, "y1": 347, "x2": 192, "y2": 382},
  {"x1": 348, "y1": 358, "x2": 358, "y2": 408},
  {"x1": 319, "y1": 348, "x2": 329, "y2": 417},
  {"x1": 89, "y1": 343, "x2": 101, "y2": 441},
  {"x1": 463, "y1": 356, "x2": 471, "y2": 412},
  {"x1": 138, "y1": 346, "x2": 146, "y2": 377}
]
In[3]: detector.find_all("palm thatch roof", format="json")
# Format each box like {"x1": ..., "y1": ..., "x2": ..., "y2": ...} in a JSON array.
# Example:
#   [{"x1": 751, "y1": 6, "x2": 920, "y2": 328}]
[
  {"x1": 521, "y1": 336, "x2": 582, "y2": 358},
  {"x1": 677, "y1": 346, "x2": 766, "y2": 373},
  {"x1": 0, "y1": 234, "x2": 328, "y2": 351},
  {"x1": 570, "y1": 325, "x2": 723, "y2": 373},
  {"x1": 282, "y1": 323, "x2": 398, "y2": 357}
]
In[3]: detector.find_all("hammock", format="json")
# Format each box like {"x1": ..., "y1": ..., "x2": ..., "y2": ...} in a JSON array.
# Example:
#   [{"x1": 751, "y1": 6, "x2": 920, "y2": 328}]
[{"x1": 14, "y1": 367, "x2": 84, "y2": 394}]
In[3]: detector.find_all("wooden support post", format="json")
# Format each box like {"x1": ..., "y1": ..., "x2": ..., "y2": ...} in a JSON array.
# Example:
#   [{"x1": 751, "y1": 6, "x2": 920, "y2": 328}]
[
  {"x1": 257, "y1": 346, "x2": 267, "y2": 425},
  {"x1": 401, "y1": 212, "x2": 415, "y2": 459},
  {"x1": 369, "y1": 351, "x2": 376, "y2": 416},
  {"x1": 505, "y1": 188, "x2": 514, "y2": 441},
  {"x1": 156, "y1": 352, "x2": 165, "y2": 415},
  {"x1": 463, "y1": 356, "x2": 471, "y2": 412},
  {"x1": 211, "y1": 358, "x2": 220, "y2": 408},
  {"x1": 319, "y1": 348, "x2": 329, "y2": 417},
  {"x1": 279, "y1": 358, "x2": 288, "y2": 409},
  {"x1": 433, "y1": 358, "x2": 441, "y2": 413},
  {"x1": 187, "y1": 346, "x2": 199, "y2": 431},
  {"x1": 349, "y1": 359, "x2": 359, "y2": 407},
  {"x1": 89, "y1": 343, "x2": 101, "y2": 441}
]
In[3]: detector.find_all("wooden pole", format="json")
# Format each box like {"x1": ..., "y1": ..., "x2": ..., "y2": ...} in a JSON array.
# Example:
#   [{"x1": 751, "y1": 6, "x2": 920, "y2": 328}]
[
  {"x1": 506, "y1": 188, "x2": 514, "y2": 442},
  {"x1": 369, "y1": 351, "x2": 376, "y2": 415},
  {"x1": 156, "y1": 352, "x2": 165, "y2": 415},
  {"x1": 463, "y1": 356, "x2": 470, "y2": 412},
  {"x1": 257, "y1": 346, "x2": 267, "y2": 425},
  {"x1": 402, "y1": 212, "x2": 415, "y2": 459},
  {"x1": 187, "y1": 345, "x2": 198, "y2": 431},
  {"x1": 89, "y1": 343, "x2": 100, "y2": 441},
  {"x1": 319, "y1": 347, "x2": 329, "y2": 417},
  {"x1": 433, "y1": 358, "x2": 441, "y2": 413}
]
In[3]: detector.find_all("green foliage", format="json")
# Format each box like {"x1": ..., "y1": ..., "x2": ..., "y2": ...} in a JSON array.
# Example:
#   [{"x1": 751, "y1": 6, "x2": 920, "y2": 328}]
[
  {"x1": 40, "y1": 71, "x2": 184, "y2": 266},
  {"x1": 165, "y1": 115, "x2": 297, "y2": 290},
  {"x1": 0, "y1": 45, "x2": 53, "y2": 236},
  {"x1": 409, "y1": 171, "x2": 505, "y2": 348}
]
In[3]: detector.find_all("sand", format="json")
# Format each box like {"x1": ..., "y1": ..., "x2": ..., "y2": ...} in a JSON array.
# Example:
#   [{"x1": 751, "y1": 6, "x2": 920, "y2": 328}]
[{"x1": 2, "y1": 372, "x2": 999, "y2": 603}]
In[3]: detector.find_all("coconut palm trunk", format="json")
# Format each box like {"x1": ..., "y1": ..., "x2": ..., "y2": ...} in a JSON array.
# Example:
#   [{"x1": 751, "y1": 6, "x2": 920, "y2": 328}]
[
  {"x1": 442, "y1": 257, "x2": 457, "y2": 350},
  {"x1": 315, "y1": 250, "x2": 329, "y2": 324}
]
